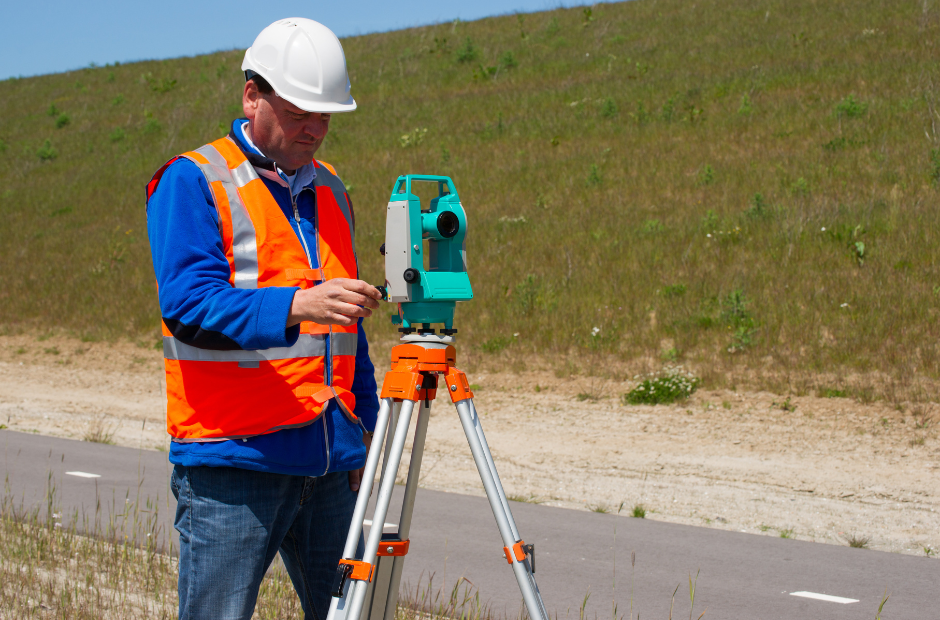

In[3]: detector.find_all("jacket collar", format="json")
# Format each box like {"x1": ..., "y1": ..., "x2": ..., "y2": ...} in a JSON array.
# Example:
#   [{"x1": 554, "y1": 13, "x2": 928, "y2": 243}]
[{"x1": 227, "y1": 119, "x2": 317, "y2": 195}]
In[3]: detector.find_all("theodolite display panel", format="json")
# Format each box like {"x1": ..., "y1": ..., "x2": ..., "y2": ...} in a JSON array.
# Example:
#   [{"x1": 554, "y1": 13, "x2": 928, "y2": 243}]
[{"x1": 384, "y1": 175, "x2": 473, "y2": 330}]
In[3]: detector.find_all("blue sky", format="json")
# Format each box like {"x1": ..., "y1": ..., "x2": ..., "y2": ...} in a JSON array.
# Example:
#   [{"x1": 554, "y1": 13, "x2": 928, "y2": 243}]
[{"x1": 2, "y1": 0, "x2": 609, "y2": 80}]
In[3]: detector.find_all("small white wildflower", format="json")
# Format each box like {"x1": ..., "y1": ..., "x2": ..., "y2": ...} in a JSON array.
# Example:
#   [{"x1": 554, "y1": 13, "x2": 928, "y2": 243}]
[
  {"x1": 513, "y1": 333, "x2": 519, "y2": 337},
  {"x1": 840, "y1": 303, "x2": 849, "y2": 308},
  {"x1": 53, "y1": 513, "x2": 61, "y2": 519},
  {"x1": 706, "y1": 233, "x2": 712, "y2": 238},
  {"x1": 591, "y1": 326, "x2": 600, "y2": 337},
  {"x1": 821, "y1": 227, "x2": 826, "y2": 232},
  {"x1": 55, "y1": 523, "x2": 62, "y2": 529}
]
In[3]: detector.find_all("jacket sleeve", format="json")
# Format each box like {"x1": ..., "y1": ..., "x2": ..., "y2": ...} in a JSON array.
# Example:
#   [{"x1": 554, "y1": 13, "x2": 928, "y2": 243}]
[
  {"x1": 351, "y1": 318, "x2": 380, "y2": 433},
  {"x1": 146, "y1": 158, "x2": 301, "y2": 350}
]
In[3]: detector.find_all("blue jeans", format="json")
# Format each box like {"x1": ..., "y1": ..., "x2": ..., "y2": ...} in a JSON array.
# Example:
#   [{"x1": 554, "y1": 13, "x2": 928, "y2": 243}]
[{"x1": 171, "y1": 465, "x2": 364, "y2": 620}]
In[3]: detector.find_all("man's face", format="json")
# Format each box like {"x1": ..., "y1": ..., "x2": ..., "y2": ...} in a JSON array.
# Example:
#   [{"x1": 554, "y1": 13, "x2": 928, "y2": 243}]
[{"x1": 243, "y1": 80, "x2": 331, "y2": 173}]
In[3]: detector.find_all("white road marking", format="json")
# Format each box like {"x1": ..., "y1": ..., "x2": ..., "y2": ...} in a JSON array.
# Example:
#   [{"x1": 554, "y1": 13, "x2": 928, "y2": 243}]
[
  {"x1": 65, "y1": 471, "x2": 101, "y2": 479},
  {"x1": 362, "y1": 519, "x2": 398, "y2": 529},
  {"x1": 790, "y1": 591, "x2": 858, "y2": 604}
]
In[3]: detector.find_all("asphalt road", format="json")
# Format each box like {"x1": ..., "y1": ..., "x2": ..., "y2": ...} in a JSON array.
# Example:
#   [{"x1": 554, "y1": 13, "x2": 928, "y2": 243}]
[{"x1": 1, "y1": 430, "x2": 936, "y2": 619}]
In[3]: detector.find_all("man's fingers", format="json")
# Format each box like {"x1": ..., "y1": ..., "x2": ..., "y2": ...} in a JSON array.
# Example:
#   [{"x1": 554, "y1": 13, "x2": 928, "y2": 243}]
[{"x1": 349, "y1": 468, "x2": 361, "y2": 492}]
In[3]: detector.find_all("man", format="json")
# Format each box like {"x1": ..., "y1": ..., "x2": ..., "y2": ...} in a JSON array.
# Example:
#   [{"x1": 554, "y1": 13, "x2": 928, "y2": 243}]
[{"x1": 145, "y1": 18, "x2": 382, "y2": 620}]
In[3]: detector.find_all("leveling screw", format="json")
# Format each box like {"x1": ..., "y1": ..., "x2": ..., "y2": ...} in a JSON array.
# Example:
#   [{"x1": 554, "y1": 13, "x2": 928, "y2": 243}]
[
  {"x1": 386, "y1": 546, "x2": 394, "y2": 554},
  {"x1": 450, "y1": 385, "x2": 457, "y2": 392}
]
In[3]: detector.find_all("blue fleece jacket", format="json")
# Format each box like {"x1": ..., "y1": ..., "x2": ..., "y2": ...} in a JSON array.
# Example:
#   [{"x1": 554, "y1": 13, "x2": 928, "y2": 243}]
[{"x1": 146, "y1": 119, "x2": 379, "y2": 476}]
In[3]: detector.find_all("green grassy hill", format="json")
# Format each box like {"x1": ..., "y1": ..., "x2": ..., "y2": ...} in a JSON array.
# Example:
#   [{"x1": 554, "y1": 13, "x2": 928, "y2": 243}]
[{"x1": 1, "y1": 0, "x2": 938, "y2": 395}]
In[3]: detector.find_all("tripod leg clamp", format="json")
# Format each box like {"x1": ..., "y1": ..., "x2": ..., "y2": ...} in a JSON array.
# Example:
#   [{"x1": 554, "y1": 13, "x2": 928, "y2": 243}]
[
  {"x1": 331, "y1": 559, "x2": 375, "y2": 597},
  {"x1": 503, "y1": 540, "x2": 535, "y2": 572}
]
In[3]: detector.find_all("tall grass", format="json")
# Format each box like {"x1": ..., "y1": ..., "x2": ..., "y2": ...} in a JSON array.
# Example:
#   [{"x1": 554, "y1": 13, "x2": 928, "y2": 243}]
[{"x1": 1, "y1": 0, "x2": 939, "y2": 394}]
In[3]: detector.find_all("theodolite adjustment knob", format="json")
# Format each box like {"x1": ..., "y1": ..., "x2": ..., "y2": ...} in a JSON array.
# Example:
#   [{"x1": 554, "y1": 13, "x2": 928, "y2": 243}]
[{"x1": 403, "y1": 268, "x2": 420, "y2": 284}]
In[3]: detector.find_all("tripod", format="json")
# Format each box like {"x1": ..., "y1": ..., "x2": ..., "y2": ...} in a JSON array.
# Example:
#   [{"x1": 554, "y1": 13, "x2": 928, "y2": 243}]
[{"x1": 326, "y1": 333, "x2": 549, "y2": 620}]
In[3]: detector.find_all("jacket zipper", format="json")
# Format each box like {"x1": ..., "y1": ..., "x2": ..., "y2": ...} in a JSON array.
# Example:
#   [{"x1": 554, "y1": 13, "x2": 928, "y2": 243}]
[{"x1": 292, "y1": 187, "x2": 331, "y2": 476}]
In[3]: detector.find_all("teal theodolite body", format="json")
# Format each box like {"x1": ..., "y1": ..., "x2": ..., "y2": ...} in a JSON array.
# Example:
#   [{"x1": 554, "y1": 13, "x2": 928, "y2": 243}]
[{"x1": 383, "y1": 175, "x2": 473, "y2": 333}]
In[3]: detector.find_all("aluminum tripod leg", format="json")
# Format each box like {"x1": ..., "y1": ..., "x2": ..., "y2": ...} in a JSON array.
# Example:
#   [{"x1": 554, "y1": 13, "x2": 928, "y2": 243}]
[
  {"x1": 328, "y1": 398, "x2": 415, "y2": 620},
  {"x1": 455, "y1": 397, "x2": 549, "y2": 620},
  {"x1": 361, "y1": 399, "x2": 431, "y2": 620}
]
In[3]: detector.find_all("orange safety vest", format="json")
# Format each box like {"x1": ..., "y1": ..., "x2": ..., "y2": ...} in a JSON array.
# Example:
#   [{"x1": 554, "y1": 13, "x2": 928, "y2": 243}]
[{"x1": 151, "y1": 136, "x2": 360, "y2": 442}]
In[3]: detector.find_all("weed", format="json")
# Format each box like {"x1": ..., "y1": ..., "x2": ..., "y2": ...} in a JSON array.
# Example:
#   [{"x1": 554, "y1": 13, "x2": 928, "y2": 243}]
[
  {"x1": 601, "y1": 97, "x2": 618, "y2": 118},
  {"x1": 576, "y1": 392, "x2": 598, "y2": 402},
  {"x1": 779, "y1": 528, "x2": 794, "y2": 539},
  {"x1": 773, "y1": 397, "x2": 796, "y2": 412},
  {"x1": 631, "y1": 504, "x2": 646, "y2": 518},
  {"x1": 875, "y1": 590, "x2": 890, "y2": 620},
  {"x1": 758, "y1": 524, "x2": 772, "y2": 532},
  {"x1": 142, "y1": 115, "x2": 162, "y2": 134},
  {"x1": 819, "y1": 388, "x2": 848, "y2": 398},
  {"x1": 43, "y1": 346, "x2": 59, "y2": 355},
  {"x1": 631, "y1": 101, "x2": 651, "y2": 125},
  {"x1": 745, "y1": 192, "x2": 769, "y2": 219},
  {"x1": 83, "y1": 414, "x2": 116, "y2": 444},
  {"x1": 507, "y1": 493, "x2": 543, "y2": 504},
  {"x1": 924, "y1": 546, "x2": 936, "y2": 557},
  {"x1": 55, "y1": 113, "x2": 70, "y2": 128},
  {"x1": 790, "y1": 176, "x2": 810, "y2": 196},
  {"x1": 835, "y1": 94, "x2": 868, "y2": 119},
  {"x1": 587, "y1": 163, "x2": 602, "y2": 186},
  {"x1": 624, "y1": 366, "x2": 700, "y2": 405},
  {"x1": 852, "y1": 240, "x2": 866, "y2": 266},
  {"x1": 109, "y1": 127, "x2": 125, "y2": 142},
  {"x1": 697, "y1": 164, "x2": 715, "y2": 186},
  {"x1": 738, "y1": 93, "x2": 752, "y2": 116},
  {"x1": 721, "y1": 289, "x2": 756, "y2": 353},
  {"x1": 661, "y1": 95, "x2": 678, "y2": 121},
  {"x1": 499, "y1": 50, "x2": 517, "y2": 69},
  {"x1": 455, "y1": 37, "x2": 479, "y2": 63},
  {"x1": 663, "y1": 284, "x2": 687, "y2": 297},
  {"x1": 845, "y1": 533, "x2": 871, "y2": 548},
  {"x1": 112, "y1": 93, "x2": 124, "y2": 105},
  {"x1": 930, "y1": 149, "x2": 940, "y2": 185},
  {"x1": 480, "y1": 336, "x2": 511, "y2": 354},
  {"x1": 36, "y1": 139, "x2": 57, "y2": 161},
  {"x1": 546, "y1": 16, "x2": 560, "y2": 35},
  {"x1": 643, "y1": 219, "x2": 664, "y2": 234},
  {"x1": 399, "y1": 127, "x2": 428, "y2": 148},
  {"x1": 589, "y1": 503, "x2": 608, "y2": 513},
  {"x1": 582, "y1": 7, "x2": 594, "y2": 27}
]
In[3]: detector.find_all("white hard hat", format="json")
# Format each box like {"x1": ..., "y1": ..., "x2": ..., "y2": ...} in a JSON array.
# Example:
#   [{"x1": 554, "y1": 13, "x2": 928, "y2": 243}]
[{"x1": 242, "y1": 18, "x2": 356, "y2": 113}]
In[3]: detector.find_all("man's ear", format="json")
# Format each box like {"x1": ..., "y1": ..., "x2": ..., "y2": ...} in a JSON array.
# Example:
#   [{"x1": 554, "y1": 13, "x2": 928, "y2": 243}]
[{"x1": 243, "y1": 80, "x2": 260, "y2": 120}]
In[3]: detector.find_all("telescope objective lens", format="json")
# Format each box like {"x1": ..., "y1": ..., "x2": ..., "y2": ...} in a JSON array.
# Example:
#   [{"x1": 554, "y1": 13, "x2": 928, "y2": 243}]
[{"x1": 436, "y1": 211, "x2": 460, "y2": 238}]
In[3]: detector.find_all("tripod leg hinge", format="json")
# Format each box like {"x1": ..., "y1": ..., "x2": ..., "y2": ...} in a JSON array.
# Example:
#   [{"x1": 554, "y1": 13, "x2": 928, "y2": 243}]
[
  {"x1": 380, "y1": 370, "x2": 423, "y2": 400},
  {"x1": 376, "y1": 539, "x2": 410, "y2": 557},
  {"x1": 445, "y1": 368, "x2": 474, "y2": 402}
]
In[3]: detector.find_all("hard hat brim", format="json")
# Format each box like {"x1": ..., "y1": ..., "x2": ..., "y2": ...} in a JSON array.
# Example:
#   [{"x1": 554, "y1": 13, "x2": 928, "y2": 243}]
[{"x1": 278, "y1": 91, "x2": 357, "y2": 114}]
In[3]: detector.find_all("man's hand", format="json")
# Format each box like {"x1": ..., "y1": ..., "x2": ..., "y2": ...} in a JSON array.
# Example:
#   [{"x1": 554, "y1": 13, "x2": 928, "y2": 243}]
[
  {"x1": 288, "y1": 278, "x2": 381, "y2": 327},
  {"x1": 349, "y1": 431, "x2": 372, "y2": 492}
]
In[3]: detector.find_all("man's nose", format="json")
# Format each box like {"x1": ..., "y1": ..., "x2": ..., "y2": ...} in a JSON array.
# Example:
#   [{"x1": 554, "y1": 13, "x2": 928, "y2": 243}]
[{"x1": 304, "y1": 114, "x2": 330, "y2": 139}]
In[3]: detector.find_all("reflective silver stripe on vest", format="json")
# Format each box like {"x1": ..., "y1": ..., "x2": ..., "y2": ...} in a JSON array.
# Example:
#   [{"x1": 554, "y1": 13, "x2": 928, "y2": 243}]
[
  {"x1": 313, "y1": 163, "x2": 356, "y2": 249},
  {"x1": 163, "y1": 331, "x2": 358, "y2": 362},
  {"x1": 189, "y1": 144, "x2": 260, "y2": 289},
  {"x1": 330, "y1": 331, "x2": 358, "y2": 356}
]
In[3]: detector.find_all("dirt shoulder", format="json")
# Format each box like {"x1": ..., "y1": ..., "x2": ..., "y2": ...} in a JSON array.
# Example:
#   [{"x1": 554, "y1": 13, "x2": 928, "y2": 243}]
[{"x1": 0, "y1": 333, "x2": 937, "y2": 557}]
